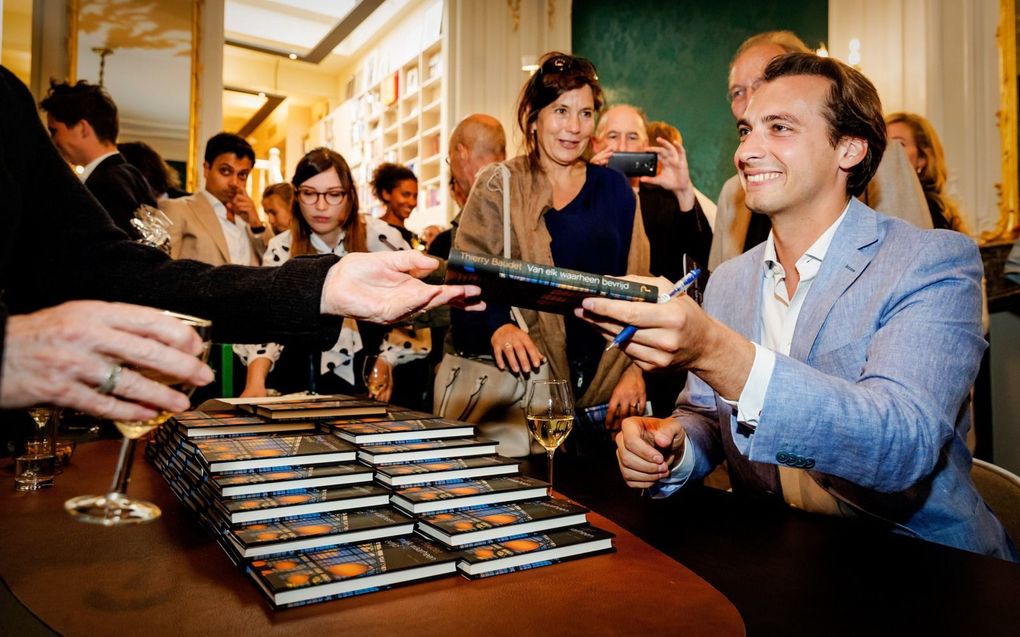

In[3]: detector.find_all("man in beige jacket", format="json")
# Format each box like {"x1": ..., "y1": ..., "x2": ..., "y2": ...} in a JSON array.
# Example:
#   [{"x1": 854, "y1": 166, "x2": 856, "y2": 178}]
[{"x1": 160, "y1": 132, "x2": 270, "y2": 266}]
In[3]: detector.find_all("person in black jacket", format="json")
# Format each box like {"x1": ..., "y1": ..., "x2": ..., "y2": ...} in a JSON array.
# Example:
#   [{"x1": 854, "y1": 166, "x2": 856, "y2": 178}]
[
  {"x1": 39, "y1": 80, "x2": 157, "y2": 237},
  {"x1": 0, "y1": 66, "x2": 479, "y2": 421}
]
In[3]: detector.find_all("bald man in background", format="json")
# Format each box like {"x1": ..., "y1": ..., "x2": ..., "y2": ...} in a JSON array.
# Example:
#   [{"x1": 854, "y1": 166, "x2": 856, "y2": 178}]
[{"x1": 428, "y1": 114, "x2": 507, "y2": 260}]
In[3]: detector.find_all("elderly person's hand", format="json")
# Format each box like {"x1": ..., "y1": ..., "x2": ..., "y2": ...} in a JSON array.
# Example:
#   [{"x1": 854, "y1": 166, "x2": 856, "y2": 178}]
[
  {"x1": 320, "y1": 251, "x2": 483, "y2": 323},
  {"x1": 1, "y1": 301, "x2": 213, "y2": 421}
]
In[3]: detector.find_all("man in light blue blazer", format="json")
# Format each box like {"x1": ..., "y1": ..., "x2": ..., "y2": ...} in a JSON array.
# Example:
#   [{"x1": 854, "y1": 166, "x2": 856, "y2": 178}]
[{"x1": 580, "y1": 52, "x2": 1014, "y2": 559}]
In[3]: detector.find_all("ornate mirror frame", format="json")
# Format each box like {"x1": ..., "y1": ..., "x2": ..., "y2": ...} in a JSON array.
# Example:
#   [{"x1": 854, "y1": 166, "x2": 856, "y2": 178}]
[
  {"x1": 993, "y1": 0, "x2": 1019, "y2": 243},
  {"x1": 66, "y1": 0, "x2": 202, "y2": 192}
]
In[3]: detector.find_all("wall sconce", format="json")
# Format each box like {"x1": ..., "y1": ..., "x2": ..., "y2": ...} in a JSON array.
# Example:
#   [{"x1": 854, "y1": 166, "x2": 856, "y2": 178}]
[
  {"x1": 816, "y1": 42, "x2": 829, "y2": 57},
  {"x1": 521, "y1": 55, "x2": 539, "y2": 74},
  {"x1": 848, "y1": 38, "x2": 862, "y2": 66}
]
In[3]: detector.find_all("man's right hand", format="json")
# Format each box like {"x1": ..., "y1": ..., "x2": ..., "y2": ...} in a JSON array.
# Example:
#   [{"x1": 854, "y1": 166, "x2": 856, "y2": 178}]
[
  {"x1": 616, "y1": 416, "x2": 686, "y2": 489},
  {"x1": 1, "y1": 301, "x2": 214, "y2": 421}
]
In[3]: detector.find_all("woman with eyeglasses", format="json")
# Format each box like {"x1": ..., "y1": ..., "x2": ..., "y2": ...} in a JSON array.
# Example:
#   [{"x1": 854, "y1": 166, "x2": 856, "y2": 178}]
[
  {"x1": 238, "y1": 147, "x2": 426, "y2": 400},
  {"x1": 451, "y1": 51, "x2": 652, "y2": 437}
]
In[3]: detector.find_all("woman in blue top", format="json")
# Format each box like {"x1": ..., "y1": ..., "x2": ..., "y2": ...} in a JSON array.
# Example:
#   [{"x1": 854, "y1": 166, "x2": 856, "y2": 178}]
[{"x1": 452, "y1": 52, "x2": 651, "y2": 433}]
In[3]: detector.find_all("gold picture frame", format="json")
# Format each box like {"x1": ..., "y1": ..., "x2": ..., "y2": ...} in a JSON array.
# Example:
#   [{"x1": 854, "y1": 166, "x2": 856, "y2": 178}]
[
  {"x1": 990, "y1": 0, "x2": 1019, "y2": 243},
  {"x1": 66, "y1": 0, "x2": 202, "y2": 192}
]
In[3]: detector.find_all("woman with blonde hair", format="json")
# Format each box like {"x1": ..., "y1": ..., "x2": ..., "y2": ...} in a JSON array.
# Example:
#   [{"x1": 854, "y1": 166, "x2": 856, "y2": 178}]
[{"x1": 885, "y1": 112, "x2": 969, "y2": 233}]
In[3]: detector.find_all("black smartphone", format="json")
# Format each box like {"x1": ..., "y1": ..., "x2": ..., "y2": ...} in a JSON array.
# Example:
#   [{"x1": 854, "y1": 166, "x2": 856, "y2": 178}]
[{"x1": 607, "y1": 151, "x2": 657, "y2": 177}]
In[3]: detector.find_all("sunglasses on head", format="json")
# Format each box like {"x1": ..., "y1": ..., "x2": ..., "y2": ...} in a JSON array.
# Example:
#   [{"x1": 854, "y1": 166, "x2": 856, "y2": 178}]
[{"x1": 538, "y1": 55, "x2": 598, "y2": 81}]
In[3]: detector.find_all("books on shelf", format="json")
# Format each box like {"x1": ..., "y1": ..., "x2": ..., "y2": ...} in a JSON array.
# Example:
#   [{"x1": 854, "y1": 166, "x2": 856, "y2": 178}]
[
  {"x1": 445, "y1": 248, "x2": 659, "y2": 314},
  {"x1": 416, "y1": 498, "x2": 589, "y2": 546},
  {"x1": 210, "y1": 463, "x2": 374, "y2": 497},
  {"x1": 456, "y1": 526, "x2": 615, "y2": 579},
  {"x1": 215, "y1": 484, "x2": 392, "y2": 525},
  {"x1": 332, "y1": 418, "x2": 474, "y2": 444},
  {"x1": 375, "y1": 455, "x2": 519, "y2": 487},
  {"x1": 194, "y1": 434, "x2": 356, "y2": 472},
  {"x1": 390, "y1": 475, "x2": 548, "y2": 514},
  {"x1": 249, "y1": 537, "x2": 459, "y2": 608},
  {"x1": 358, "y1": 437, "x2": 497, "y2": 465},
  {"x1": 225, "y1": 507, "x2": 415, "y2": 559}
]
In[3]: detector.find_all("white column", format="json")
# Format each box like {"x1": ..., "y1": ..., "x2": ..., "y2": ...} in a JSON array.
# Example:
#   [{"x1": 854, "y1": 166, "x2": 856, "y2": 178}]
[
  {"x1": 828, "y1": 0, "x2": 999, "y2": 235},
  {"x1": 194, "y1": 0, "x2": 224, "y2": 191}
]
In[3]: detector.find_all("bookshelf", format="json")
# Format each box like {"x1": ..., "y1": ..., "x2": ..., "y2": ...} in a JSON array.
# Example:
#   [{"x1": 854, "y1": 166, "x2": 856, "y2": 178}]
[{"x1": 325, "y1": 37, "x2": 448, "y2": 230}]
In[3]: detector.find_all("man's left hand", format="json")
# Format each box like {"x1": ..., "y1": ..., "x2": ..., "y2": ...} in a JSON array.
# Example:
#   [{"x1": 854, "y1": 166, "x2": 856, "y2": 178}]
[{"x1": 605, "y1": 364, "x2": 646, "y2": 431}]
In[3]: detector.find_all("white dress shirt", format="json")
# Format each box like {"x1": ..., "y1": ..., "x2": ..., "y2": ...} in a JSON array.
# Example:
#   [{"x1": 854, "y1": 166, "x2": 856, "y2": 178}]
[
  {"x1": 652, "y1": 204, "x2": 850, "y2": 497},
  {"x1": 78, "y1": 150, "x2": 118, "y2": 182},
  {"x1": 200, "y1": 189, "x2": 255, "y2": 265}
]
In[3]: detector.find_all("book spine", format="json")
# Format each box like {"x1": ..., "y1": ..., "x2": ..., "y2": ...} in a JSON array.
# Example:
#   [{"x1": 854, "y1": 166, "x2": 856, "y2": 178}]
[{"x1": 447, "y1": 249, "x2": 656, "y2": 302}]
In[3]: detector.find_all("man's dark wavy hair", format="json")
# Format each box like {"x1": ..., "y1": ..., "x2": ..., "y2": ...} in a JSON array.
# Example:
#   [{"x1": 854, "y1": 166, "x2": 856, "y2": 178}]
[
  {"x1": 40, "y1": 80, "x2": 119, "y2": 144},
  {"x1": 763, "y1": 52, "x2": 886, "y2": 197}
]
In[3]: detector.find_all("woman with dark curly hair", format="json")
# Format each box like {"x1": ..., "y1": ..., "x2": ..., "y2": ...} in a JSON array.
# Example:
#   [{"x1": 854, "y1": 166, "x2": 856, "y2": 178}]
[{"x1": 371, "y1": 162, "x2": 419, "y2": 247}]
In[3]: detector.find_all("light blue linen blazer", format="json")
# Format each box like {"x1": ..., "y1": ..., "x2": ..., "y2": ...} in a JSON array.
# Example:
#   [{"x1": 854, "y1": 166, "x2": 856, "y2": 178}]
[{"x1": 679, "y1": 198, "x2": 1014, "y2": 559}]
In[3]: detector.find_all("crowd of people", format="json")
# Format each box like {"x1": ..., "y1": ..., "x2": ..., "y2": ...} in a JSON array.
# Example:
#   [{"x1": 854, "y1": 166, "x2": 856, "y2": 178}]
[{"x1": 3, "y1": 26, "x2": 1015, "y2": 562}]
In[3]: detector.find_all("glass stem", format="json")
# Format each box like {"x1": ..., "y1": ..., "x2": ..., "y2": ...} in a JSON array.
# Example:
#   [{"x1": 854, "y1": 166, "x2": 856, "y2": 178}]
[
  {"x1": 546, "y1": 448, "x2": 555, "y2": 493},
  {"x1": 109, "y1": 437, "x2": 137, "y2": 496}
]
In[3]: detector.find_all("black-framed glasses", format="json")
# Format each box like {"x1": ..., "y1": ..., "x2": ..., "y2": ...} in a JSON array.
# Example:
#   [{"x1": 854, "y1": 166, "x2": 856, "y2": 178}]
[
  {"x1": 297, "y1": 188, "x2": 346, "y2": 206},
  {"x1": 539, "y1": 54, "x2": 598, "y2": 81}
]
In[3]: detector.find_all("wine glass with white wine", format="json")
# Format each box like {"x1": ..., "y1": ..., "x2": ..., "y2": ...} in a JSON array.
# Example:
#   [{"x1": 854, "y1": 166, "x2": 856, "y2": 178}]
[
  {"x1": 64, "y1": 311, "x2": 212, "y2": 525},
  {"x1": 525, "y1": 379, "x2": 574, "y2": 493}
]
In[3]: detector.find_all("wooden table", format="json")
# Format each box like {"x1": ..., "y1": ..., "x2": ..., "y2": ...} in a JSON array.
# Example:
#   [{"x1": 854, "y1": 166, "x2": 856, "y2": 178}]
[{"x1": 0, "y1": 440, "x2": 744, "y2": 636}]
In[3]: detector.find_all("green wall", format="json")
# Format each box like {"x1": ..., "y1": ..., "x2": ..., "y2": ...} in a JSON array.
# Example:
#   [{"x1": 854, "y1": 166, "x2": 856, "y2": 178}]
[{"x1": 572, "y1": 0, "x2": 827, "y2": 201}]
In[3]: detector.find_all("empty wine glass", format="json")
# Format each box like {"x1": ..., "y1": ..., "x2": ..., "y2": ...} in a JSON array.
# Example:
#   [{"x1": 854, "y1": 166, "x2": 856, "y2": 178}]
[
  {"x1": 525, "y1": 379, "x2": 574, "y2": 493},
  {"x1": 65, "y1": 311, "x2": 212, "y2": 525}
]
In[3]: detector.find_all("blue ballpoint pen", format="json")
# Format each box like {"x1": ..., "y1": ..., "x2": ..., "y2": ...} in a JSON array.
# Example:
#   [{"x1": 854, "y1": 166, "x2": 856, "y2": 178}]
[{"x1": 604, "y1": 267, "x2": 702, "y2": 352}]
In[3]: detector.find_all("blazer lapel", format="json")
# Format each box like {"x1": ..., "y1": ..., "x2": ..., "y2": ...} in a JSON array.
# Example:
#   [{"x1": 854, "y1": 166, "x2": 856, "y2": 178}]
[
  {"x1": 191, "y1": 194, "x2": 231, "y2": 263},
  {"x1": 789, "y1": 199, "x2": 879, "y2": 362}
]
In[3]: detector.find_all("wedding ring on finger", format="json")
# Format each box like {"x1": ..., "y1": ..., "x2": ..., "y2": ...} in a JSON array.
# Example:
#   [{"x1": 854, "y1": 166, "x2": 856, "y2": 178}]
[
  {"x1": 503, "y1": 342, "x2": 513, "y2": 349},
  {"x1": 96, "y1": 363, "x2": 123, "y2": 395}
]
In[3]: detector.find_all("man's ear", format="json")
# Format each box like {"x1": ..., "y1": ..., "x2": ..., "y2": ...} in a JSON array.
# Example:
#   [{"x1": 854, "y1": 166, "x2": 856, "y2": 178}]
[{"x1": 838, "y1": 136, "x2": 868, "y2": 170}]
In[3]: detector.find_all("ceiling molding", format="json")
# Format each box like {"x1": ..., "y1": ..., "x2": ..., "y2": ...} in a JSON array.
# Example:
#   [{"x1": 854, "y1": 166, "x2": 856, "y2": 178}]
[
  {"x1": 224, "y1": 85, "x2": 287, "y2": 137},
  {"x1": 225, "y1": 0, "x2": 386, "y2": 64}
]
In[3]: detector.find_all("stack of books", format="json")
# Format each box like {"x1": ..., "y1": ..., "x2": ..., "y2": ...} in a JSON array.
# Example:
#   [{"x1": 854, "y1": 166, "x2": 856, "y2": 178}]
[
  {"x1": 147, "y1": 394, "x2": 614, "y2": 607},
  {"x1": 349, "y1": 418, "x2": 615, "y2": 580}
]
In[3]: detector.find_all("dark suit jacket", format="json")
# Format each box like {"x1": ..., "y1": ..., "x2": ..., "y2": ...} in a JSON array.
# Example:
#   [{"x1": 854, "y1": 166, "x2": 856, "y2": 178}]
[
  {"x1": 0, "y1": 65, "x2": 340, "y2": 358},
  {"x1": 638, "y1": 184, "x2": 712, "y2": 281},
  {"x1": 84, "y1": 153, "x2": 157, "y2": 239}
]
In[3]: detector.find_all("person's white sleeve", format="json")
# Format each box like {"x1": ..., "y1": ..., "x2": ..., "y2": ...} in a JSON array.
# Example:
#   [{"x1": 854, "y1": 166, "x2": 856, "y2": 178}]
[
  {"x1": 723, "y1": 342, "x2": 775, "y2": 430},
  {"x1": 647, "y1": 434, "x2": 696, "y2": 499},
  {"x1": 233, "y1": 342, "x2": 282, "y2": 370}
]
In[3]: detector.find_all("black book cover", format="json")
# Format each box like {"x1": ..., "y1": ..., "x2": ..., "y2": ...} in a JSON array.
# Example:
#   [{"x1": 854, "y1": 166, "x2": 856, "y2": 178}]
[
  {"x1": 375, "y1": 455, "x2": 519, "y2": 487},
  {"x1": 390, "y1": 475, "x2": 548, "y2": 514},
  {"x1": 456, "y1": 525, "x2": 615, "y2": 578},
  {"x1": 215, "y1": 483, "x2": 391, "y2": 525},
  {"x1": 445, "y1": 248, "x2": 659, "y2": 314},
  {"x1": 210, "y1": 463, "x2": 373, "y2": 497},
  {"x1": 332, "y1": 418, "x2": 474, "y2": 444},
  {"x1": 358, "y1": 437, "x2": 497, "y2": 465},
  {"x1": 194, "y1": 434, "x2": 356, "y2": 472},
  {"x1": 417, "y1": 498, "x2": 589, "y2": 546},
  {"x1": 227, "y1": 507, "x2": 415, "y2": 558},
  {"x1": 249, "y1": 536, "x2": 459, "y2": 608}
]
